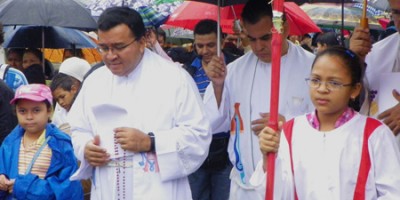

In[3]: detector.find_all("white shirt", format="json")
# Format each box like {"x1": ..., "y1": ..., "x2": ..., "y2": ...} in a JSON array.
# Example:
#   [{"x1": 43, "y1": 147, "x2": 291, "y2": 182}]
[
  {"x1": 363, "y1": 33, "x2": 400, "y2": 146},
  {"x1": 203, "y1": 41, "x2": 315, "y2": 199},
  {"x1": 250, "y1": 113, "x2": 400, "y2": 199},
  {"x1": 68, "y1": 49, "x2": 211, "y2": 200},
  {"x1": 52, "y1": 104, "x2": 68, "y2": 128}
]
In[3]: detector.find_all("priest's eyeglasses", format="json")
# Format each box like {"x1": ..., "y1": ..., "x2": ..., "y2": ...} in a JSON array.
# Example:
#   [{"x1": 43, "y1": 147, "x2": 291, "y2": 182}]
[
  {"x1": 97, "y1": 39, "x2": 137, "y2": 55},
  {"x1": 305, "y1": 78, "x2": 353, "y2": 91}
]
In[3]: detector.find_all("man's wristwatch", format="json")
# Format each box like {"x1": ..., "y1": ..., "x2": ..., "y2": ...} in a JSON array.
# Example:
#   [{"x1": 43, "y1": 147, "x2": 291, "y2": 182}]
[{"x1": 148, "y1": 132, "x2": 155, "y2": 152}]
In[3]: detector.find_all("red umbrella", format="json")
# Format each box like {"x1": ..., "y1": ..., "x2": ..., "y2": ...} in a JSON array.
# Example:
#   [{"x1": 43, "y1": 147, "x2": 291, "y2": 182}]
[
  {"x1": 165, "y1": 1, "x2": 243, "y2": 34},
  {"x1": 378, "y1": 18, "x2": 390, "y2": 29},
  {"x1": 165, "y1": 1, "x2": 320, "y2": 35},
  {"x1": 284, "y1": 2, "x2": 321, "y2": 35}
]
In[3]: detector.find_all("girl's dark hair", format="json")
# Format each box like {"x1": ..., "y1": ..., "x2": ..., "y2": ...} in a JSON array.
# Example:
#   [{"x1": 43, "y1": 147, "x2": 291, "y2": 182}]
[
  {"x1": 312, "y1": 46, "x2": 364, "y2": 110},
  {"x1": 312, "y1": 46, "x2": 362, "y2": 85}
]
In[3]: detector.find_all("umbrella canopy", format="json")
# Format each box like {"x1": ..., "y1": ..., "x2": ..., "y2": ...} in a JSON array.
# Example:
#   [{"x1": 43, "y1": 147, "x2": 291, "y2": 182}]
[
  {"x1": 3, "y1": 26, "x2": 97, "y2": 49},
  {"x1": 284, "y1": 2, "x2": 321, "y2": 35},
  {"x1": 82, "y1": 0, "x2": 182, "y2": 20},
  {"x1": 354, "y1": 0, "x2": 390, "y2": 12},
  {"x1": 301, "y1": 3, "x2": 383, "y2": 30},
  {"x1": 165, "y1": 1, "x2": 321, "y2": 35},
  {"x1": 136, "y1": 6, "x2": 169, "y2": 28},
  {"x1": 44, "y1": 48, "x2": 102, "y2": 64},
  {"x1": 0, "y1": 0, "x2": 97, "y2": 31},
  {"x1": 165, "y1": 1, "x2": 243, "y2": 34}
]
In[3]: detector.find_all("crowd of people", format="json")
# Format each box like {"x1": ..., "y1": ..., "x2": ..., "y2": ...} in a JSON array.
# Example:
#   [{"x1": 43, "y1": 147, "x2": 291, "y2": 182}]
[{"x1": 0, "y1": 0, "x2": 399, "y2": 199}]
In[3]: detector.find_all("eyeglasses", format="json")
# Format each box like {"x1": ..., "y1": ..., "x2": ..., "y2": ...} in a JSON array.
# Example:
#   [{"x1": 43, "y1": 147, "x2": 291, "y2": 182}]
[
  {"x1": 96, "y1": 39, "x2": 137, "y2": 55},
  {"x1": 305, "y1": 78, "x2": 353, "y2": 91}
]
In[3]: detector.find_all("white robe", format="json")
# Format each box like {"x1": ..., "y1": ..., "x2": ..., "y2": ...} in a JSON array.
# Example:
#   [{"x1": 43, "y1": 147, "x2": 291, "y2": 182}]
[
  {"x1": 68, "y1": 49, "x2": 211, "y2": 200},
  {"x1": 203, "y1": 41, "x2": 315, "y2": 199},
  {"x1": 52, "y1": 104, "x2": 70, "y2": 133},
  {"x1": 250, "y1": 113, "x2": 400, "y2": 199},
  {"x1": 363, "y1": 33, "x2": 400, "y2": 115},
  {"x1": 363, "y1": 33, "x2": 400, "y2": 146}
]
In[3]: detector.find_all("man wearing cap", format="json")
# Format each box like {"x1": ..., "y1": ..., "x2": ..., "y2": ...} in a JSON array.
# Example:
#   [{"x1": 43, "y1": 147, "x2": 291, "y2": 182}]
[
  {"x1": 50, "y1": 57, "x2": 91, "y2": 134},
  {"x1": 67, "y1": 7, "x2": 210, "y2": 199}
]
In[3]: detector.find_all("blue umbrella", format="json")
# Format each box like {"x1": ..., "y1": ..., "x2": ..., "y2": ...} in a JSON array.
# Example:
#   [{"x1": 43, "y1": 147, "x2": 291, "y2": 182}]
[
  {"x1": 136, "y1": 6, "x2": 169, "y2": 28},
  {"x1": 3, "y1": 26, "x2": 97, "y2": 49}
]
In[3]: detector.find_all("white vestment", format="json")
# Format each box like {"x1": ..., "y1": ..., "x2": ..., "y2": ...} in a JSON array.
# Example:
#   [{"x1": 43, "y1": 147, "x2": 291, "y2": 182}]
[
  {"x1": 52, "y1": 104, "x2": 70, "y2": 133},
  {"x1": 203, "y1": 42, "x2": 315, "y2": 199},
  {"x1": 363, "y1": 33, "x2": 400, "y2": 146},
  {"x1": 68, "y1": 49, "x2": 211, "y2": 200},
  {"x1": 363, "y1": 33, "x2": 400, "y2": 115},
  {"x1": 250, "y1": 113, "x2": 400, "y2": 199}
]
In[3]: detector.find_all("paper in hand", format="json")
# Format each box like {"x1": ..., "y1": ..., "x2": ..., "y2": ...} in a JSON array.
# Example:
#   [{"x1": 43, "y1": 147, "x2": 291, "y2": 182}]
[{"x1": 92, "y1": 104, "x2": 133, "y2": 158}]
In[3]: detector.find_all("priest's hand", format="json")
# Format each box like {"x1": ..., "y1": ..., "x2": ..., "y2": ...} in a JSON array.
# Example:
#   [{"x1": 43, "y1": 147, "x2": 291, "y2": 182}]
[
  {"x1": 203, "y1": 55, "x2": 226, "y2": 88},
  {"x1": 378, "y1": 90, "x2": 400, "y2": 135},
  {"x1": 84, "y1": 135, "x2": 110, "y2": 167},
  {"x1": 114, "y1": 127, "x2": 151, "y2": 152},
  {"x1": 259, "y1": 121, "x2": 282, "y2": 155},
  {"x1": 349, "y1": 26, "x2": 371, "y2": 61},
  {"x1": 251, "y1": 112, "x2": 286, "y2": 136}
]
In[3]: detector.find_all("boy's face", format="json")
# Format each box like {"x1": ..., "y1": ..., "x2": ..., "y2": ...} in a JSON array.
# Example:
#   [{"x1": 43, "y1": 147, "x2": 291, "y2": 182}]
[
  {"x1": 16, "y1": 99, "x2": 51, "y2": 136},
  {"x1": 52, "y1": 87, "x2": 78, "y2": 112}
]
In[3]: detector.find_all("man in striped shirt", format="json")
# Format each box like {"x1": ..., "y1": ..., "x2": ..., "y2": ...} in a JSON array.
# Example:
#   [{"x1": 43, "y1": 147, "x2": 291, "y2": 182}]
[{"x1": 183, "y1": 19, "x2": 240, "y2": 200}]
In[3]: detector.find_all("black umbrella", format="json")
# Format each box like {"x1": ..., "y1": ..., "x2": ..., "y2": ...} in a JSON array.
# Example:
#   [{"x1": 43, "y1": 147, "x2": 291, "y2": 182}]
[
  {"x1": 0, "y1": 0, "x2": 97, "y2": 31},
  {"x1": 3, "y1": 26, "x2": 97, "y2": 49}
]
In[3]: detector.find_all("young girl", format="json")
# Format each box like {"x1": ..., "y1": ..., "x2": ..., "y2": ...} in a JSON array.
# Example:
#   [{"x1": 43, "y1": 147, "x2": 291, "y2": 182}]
[
  {"x1": 251, "y1": 46, "x2": 400, "y2": 199},
  {"x1": 0, "y1": 84, "x2": 83, "y2": 199}
]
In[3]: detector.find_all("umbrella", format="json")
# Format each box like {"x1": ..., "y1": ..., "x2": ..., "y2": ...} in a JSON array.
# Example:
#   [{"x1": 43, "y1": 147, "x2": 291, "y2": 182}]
[
  {"x1": 0, "y1": 0, "x2": 97, "y2": 31},
  {"x1": 355, "y1": 0, "x2": 390, "y2": 11},
  {"x1": 136, "y1": 6, "x2": 169, "y2": 28},
  {"x1": 3, "y1": 26, "x2": 97, "y2": 49},
  {"x1": 82, "y1": 0, "x2": 182, "y2": 20},
  {"x1": 44, "y1": 49, "x2": 102, "y2": 64},
  {"x1": 165, "y1": 1, "x2": 244, "y2": 34},
  {"x1": 284, "y1": 2, "x2": 321, "y2": 35},
  {"x1": 301, "y1": 3, "x2": 383, "y2": 30},
  {"x1": 165, "y1": 1, "x2": 320, "y2": 35}
]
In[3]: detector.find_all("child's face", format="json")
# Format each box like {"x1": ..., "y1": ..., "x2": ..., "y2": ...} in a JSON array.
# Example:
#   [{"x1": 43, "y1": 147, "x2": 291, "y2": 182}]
[
  {"x1": 52, "y1": 86, "x2": 77, "y2": 112},
  {"x1": 16, "y1": 99, "x2": 51, "y2": 136},
  {"x1": 309, "y1": 55, "x2": 361, "y2": 118}
]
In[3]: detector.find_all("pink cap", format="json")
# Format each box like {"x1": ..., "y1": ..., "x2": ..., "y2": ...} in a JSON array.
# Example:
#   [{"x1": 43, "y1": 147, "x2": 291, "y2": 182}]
[{"x1": 10, "y1": 84, "x2": 53, "y2": 105}]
